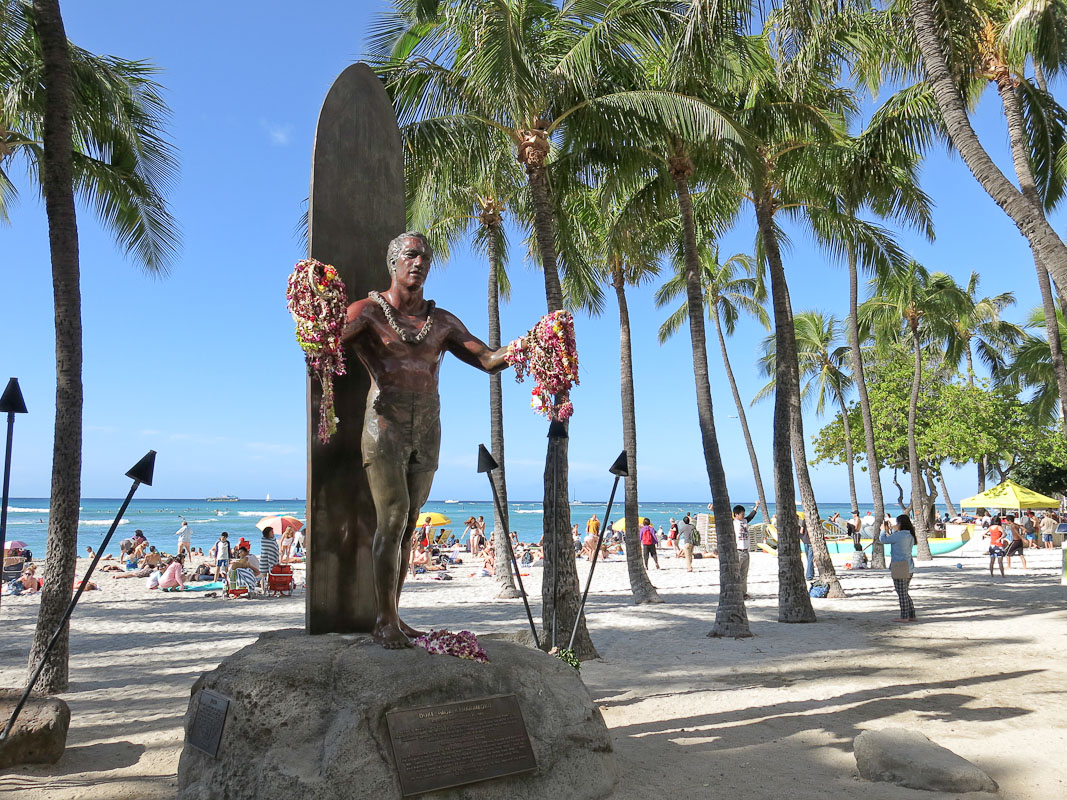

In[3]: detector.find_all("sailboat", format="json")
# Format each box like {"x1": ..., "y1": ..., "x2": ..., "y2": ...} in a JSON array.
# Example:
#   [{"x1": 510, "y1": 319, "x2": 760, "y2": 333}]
[{"x1": 265, "y1": 493, "x2": 272, "y2": 502}]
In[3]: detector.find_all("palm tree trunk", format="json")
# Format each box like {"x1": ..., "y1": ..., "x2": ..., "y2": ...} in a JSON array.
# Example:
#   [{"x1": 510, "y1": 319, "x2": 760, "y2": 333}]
[
  {"x1": 838, "y1": 395, "x2": 860, "y2": 515},
  {"x1": 937, "y1": 471, "x2": 956, "y2": 517},
  {"x1": 487, "y1": 225, "x2": 519, "y2": 599},
  {"x1": 711, "y1": 314, "x2": 770, "y2": 521},
  {"x1": 995, "y1": 77, "x2": 1067, "y2": 431},
  {"x1": 523, "y1": 159, "x2": 594, "y2": 658},
  {"x1": 909, "y1": 0, "x2": 1067, "y2": 310},
  {"x1": 28, "y1": 0, "x2": 81, "y2": 694},
  {"x1": 790, "y1": 423, "x2": 845, "y2": 598},
  {"x1": 846, "y1": 248, "x2": 886, "y2": 567},
  {"x1": 908, "y1": 327, "x2": 934, "y2": 560},
  {"x1": 754, "y1": 196, "x2": 816, "y2": 623},
  {"x1": 977, "y1": 460, "x2": 986, "y2": 493},
  {"x1": 672, "y1": 165, "x2": 750, "y2": 638},
  {"x1": 613, "y1": 270, "x2": 662, "y2": 604}
]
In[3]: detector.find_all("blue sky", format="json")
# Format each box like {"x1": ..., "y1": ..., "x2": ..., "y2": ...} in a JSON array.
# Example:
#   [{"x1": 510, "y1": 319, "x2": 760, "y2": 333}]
[{"x1": 1, "y1": 1, "x2": 1055, "y2": 504}]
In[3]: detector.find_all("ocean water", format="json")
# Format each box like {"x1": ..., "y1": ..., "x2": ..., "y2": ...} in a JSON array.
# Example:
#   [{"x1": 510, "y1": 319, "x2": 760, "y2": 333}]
[{"x1": 3, "y1": 497, "x2": 946, "y2": 558}]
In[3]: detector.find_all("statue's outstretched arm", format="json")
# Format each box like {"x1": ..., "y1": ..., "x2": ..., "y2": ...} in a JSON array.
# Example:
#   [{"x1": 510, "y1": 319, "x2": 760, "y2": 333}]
[{"x1": 442, "y1": 311, "x2": 509, "y2": 374}]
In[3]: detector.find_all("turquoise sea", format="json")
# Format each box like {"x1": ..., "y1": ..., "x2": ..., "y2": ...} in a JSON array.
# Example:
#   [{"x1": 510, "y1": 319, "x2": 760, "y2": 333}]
[{"x1": 3, "y1": 497, "x2": 949, "y2": 558}]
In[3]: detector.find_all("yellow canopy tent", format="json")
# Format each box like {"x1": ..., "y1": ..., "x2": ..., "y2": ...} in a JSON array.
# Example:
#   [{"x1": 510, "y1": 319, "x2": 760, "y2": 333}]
[{"x1": 958, "y1": 479, "x2": 1059, "y2": 510}]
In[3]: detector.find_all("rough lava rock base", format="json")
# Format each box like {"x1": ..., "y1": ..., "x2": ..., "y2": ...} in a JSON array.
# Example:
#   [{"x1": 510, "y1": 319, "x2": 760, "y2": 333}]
[
  {"x1": 854, "y1": 728, "x2": 998, "y2": 793},
  {"x1": 177, "y1": 629, "x2": 615, "y2": 800},
  {"x1": 0, "y1": 689, "x2": 70, "y2": 769}
]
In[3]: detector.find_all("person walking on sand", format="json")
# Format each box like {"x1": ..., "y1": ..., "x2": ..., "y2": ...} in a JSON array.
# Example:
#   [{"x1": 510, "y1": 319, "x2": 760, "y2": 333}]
[
  {"x1": 586, "y1": 514, "x2": 600, "y2": 537},
  {"x1": 1041, "y1": 512, "x2": 1057, "y2": 549},
  {"x1": 882, "y1": 514, "x2": 917, "y2": 622},
  {"x1": 175, "y1": 520, "x2": 193, "y2": 560},
  {"x1": 1003, "y1": 515, "x2": 1028, "y2": 572},
  {"x1": 732, "y1": 505, "x2": 754, "y2": 599},
  {"x1": 639, "y1": 518, "x2": 660, "y2": 569},
  {"x1": 213, "y1": 532, "x2": 232, "y2": 581},
  {"x1": 983, "y1": 517, "x2": 1006, "y2": 577},
  {"x1": 677, "y1": 514, "x2": 695, "y2": 572}
]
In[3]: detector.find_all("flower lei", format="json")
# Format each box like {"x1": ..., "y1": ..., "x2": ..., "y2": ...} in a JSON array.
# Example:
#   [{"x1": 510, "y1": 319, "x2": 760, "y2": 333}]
[
  {"x1": 286, "y1": 258, "x2": 348, "y2": 443},
  {"x1": 412, "y1": 629, "x2": 489, "y2": 663},
  {"x1": 504, "y1": 310, "x2": 579, "y2": 421}
]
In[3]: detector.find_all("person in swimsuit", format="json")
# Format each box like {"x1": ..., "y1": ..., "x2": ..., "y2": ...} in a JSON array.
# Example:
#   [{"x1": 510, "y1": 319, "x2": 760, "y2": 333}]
[
  {"x1": 1002, "y1": 515, "x2": 1028, "y2": 571},
  {"x1": 984, "y1": 517, "x2": 1006, "y2": 577},
  {"x1": 342, "y1": 232, "x2": 512, "y2": 648}
]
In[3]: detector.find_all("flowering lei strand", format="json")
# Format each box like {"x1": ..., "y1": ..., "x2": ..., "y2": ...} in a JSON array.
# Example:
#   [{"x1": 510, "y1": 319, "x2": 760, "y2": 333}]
[
  {"x1": 286, "y1": 258, "x2": 348, "y2": 443},
  {"x1": 412, "y1": 629, "x2": 489, "y2": 662},
  {"x1": 504, "y1": 310, "x2": 579, "y2": 421}
]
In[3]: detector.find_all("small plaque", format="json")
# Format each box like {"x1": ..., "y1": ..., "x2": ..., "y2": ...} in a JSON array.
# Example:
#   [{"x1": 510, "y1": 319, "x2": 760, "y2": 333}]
[
  {"x1": 386, "y1": 693, "x2": 536, "y2": 796},
  {"x1": 188, "y1": 689, "x2": 230, "y2": 758}
]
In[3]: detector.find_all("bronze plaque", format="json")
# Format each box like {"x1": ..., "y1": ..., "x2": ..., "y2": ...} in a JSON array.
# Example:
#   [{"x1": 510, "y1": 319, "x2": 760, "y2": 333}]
[
  {"x1": 386, "y1": 693, "x2": 536, "y2": 795},
  {"x1": 188, "y1": 689, "x2": 230, "y2": 758}
]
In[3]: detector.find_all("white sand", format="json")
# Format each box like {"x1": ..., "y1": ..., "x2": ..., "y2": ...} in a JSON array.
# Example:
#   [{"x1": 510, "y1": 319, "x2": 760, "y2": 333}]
[{"x1": 1, "y1": 547, "x2": 1065, "y2": 799}]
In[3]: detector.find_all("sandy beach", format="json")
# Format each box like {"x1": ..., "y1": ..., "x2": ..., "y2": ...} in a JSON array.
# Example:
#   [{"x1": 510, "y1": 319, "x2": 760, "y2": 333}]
[{"x1": 1, "y1": 546, "x2": 1065, "y2": 799}]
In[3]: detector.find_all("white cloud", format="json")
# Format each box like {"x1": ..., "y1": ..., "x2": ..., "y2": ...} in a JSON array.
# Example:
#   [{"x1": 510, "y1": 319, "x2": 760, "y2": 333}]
[{"x1": 260, "y1": 120, "x2": 292, "y2": 146}]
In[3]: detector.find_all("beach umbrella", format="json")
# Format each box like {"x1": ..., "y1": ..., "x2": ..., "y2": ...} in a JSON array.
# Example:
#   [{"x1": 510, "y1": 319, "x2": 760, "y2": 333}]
[
  {"x1": 958, "y1": 479, "x2": 1059, "y2": 510},
  {"x1": 2, "y1": 540, "x2": 26, "y2": 550},
  {"x1": 611, "y1": 517, "x2": 651, "y2": 532},
  {"x1": 416, "y1": 511, "x2": 451, "y2": 526},
  {"x1": 256, "y1": 515, "x2": 303, "y2": 533}
]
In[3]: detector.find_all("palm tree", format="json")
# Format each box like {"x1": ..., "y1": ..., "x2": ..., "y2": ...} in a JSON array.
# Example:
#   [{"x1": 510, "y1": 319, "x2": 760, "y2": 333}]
[
  {"x1": 1000, "y1": 306, "x2": 1067, "y2": 428},
  {"x1": 655, "y1": 242, "x2": 772, "y2": 524},
  {"x1": 862, "y1": 260, "x2": 969, "y2": 559},
  {"x1": 554, "y1": 185, "x2": 665, "y2": 605},
  {"x1": 3, "y1": 0, "x2": 179, "y2": 693},
  {"x1": 905, "y1": 0, "x2": 1067, "y2": 427},
  {"x1": 753, "y1": 311, "x2": 851, "y2": 597},
  {"x1": 405, "y1": 134, "x2": 524, "y2": 599},
  {"x1": 371, "y1": 0, "x2": 731, "y2": 654},
  {"x1": 942, "y1": 271, "x2": 1024, "y2": 490}
]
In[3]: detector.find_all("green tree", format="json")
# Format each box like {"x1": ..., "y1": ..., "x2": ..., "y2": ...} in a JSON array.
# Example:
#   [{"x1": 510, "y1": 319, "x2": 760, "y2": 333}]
[
  {"x1": 999, "y1": 306, "x2": 1067, "y2": 427},
  {"x1": 2, "y1": 0, "x2": 179, "y2": 692},
  {"x1": 655, "y1": 242, "x2": 772, "y2": 525}
]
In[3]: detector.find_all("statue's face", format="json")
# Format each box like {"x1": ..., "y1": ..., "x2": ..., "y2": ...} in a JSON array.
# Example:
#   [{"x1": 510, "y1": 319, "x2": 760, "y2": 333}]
[{"x1": 392, "y1": 237, "x2": 431, "y2": 289}]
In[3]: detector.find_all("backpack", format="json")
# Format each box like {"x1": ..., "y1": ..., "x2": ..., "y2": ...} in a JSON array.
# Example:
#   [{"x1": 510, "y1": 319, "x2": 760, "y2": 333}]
[{"x1": 691, "y1": 529, "x2": 701, "y2": 546}]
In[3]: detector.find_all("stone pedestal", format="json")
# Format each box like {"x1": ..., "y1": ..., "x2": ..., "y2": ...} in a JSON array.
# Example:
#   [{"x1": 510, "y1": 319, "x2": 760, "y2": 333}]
[
  {"x1": 177, "y1": 630, "x2": 616, "y2": 800},
  {"x1": 0, "y1": 690, "x2": 70, "y2": 769}
]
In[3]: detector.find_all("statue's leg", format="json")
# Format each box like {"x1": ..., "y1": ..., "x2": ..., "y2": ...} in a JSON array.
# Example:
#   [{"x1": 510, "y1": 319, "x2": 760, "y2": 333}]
[
  {"x1": 396, "y1": 469, "x2": 435, "y2": 638},
  {"x1": 366, "y1": 459, "x2": 414, "y2": 648}
]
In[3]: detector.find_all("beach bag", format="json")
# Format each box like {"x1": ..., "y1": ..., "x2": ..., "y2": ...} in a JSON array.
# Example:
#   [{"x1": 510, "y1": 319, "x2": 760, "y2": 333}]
[
  {"x1": 692, "y1": 530, "x2": 701, "y2": 546},
  {"x1": 808, "y1": 581, "x2": 829, "y2": 598},
  {"x1": 890, "y1": 561, "x2": 910, "y2": 580}
]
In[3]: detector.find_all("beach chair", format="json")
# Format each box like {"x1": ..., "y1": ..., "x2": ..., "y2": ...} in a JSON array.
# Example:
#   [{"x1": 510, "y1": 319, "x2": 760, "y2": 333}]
[
  {"x1": 3, "y1": 556, "x2": 26, "y2": 584},
  {"x1": 225, "y1": 566, "x2": 258, "y2": 598},
  {"x1": 266, "y1": 564, "x2": 295, "y2": 596}
]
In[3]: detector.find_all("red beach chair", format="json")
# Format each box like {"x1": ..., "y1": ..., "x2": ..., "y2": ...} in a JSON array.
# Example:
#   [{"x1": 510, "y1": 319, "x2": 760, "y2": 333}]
[{"x1": 267, "y1": 564, "x2": 295, "y2": 596}]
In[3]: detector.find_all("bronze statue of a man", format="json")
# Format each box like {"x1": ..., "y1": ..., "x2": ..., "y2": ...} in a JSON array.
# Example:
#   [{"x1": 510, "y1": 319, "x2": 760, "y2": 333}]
[{"x1": 342, "y1": 232, "x2": 510, "y2": 648}]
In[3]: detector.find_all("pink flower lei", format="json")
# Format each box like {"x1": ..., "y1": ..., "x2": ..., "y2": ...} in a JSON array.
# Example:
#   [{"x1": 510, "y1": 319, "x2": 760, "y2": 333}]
[
  {"x1": 412, "y1": 630, "x2": 489, "y2": 663},
  {"x1": 286, "y1": 258, "x2": 348, "y2": 443},
  {"x1": 504, "y1": 310, "x2": 579, "y2": 421}
]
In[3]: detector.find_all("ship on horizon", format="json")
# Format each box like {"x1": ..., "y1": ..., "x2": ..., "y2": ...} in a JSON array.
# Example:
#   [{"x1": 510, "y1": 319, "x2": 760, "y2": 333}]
[{"x1": 206, "y1": 495, "x2": 240, "y2": 502}]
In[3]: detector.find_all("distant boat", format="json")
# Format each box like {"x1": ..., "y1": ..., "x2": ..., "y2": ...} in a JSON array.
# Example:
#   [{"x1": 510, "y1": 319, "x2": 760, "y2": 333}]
[
  {"x1": 206, "y1": 495, "x2": 240, "y2": 502},
  {"x1": 266, "y1": 493, "x2": 272, "y2": 502},
  {"x1": 444, "y1": 499, "x2": 459, "y2": 503}
]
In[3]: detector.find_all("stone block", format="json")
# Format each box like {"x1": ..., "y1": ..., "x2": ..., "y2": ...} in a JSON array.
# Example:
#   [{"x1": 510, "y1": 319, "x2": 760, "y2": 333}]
[
  {"x1": 177, "y1": 629, "x2": 615, "y2": 799},
  {"x1": 0, "y1": 689, "x2": 70, "y2": 768},
  {"x1": 854, "y1": 728, "x2": 998, "y2": 793}
]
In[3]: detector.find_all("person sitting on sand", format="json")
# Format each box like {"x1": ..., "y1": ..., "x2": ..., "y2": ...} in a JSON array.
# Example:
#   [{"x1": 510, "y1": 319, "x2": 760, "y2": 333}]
[
  {"x1": 481, "y1": 545, "x2": 496, "y2": 576},
  {"x1": 111, "y1": 564, "x2": 155, "y2": 579},
  {"x1": 143, "y1": 546, "x2": 162, "y2": 567},
  {"x1": 7, "y1": 567, "x2": 39, "y2": 596},
  {"x1": 158, "y1": 557, "x2": 186, "y2": 592},
  {"x1": 410, "y1": 542, "x2": 435, "y2": 576},
  {"x1": 229, "y1": 546, "x2": 261, "y2": 591},
  {"x1": 85, "y1": 546, "x2": 96, "y2": 559}
]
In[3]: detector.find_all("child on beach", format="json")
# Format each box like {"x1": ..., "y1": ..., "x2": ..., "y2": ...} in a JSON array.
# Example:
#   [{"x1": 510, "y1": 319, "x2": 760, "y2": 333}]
[
  {"x1": 983, "y1": 518, "x2": 1006, "y2": 577},
  {"x1": 213, "y1": 532, "x2": 232, "y2": 580}
]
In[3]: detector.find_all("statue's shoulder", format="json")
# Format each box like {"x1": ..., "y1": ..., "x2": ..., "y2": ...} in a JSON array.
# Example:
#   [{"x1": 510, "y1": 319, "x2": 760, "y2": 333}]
[{"x1": 345, "y1": 296, "x2": 377, "y2": 322}]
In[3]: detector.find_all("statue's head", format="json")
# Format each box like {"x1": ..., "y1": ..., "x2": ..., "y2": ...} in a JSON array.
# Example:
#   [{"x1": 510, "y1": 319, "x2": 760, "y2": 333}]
[{"x1": 386, "y1": 231, "x2": 433, "y2": 277}]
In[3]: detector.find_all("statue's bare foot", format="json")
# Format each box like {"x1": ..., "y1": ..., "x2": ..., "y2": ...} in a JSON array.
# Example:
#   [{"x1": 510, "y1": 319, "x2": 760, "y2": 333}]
[
  {"x1": 398, "y1": 619, "x2": 425, "y2": 639},
  {"x1": 373, "y1": 622, "x2": 413, "y2": 649}
]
